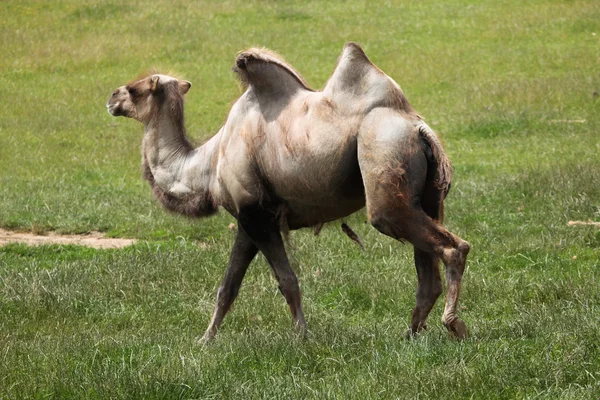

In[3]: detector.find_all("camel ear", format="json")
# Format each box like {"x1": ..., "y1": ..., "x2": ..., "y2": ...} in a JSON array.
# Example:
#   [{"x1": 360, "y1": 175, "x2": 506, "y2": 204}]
[
  {"x1": 150, "y1": 75, "x2": 160, "y2": 92},
  {"x1": 179, "y1": 80, "x2": 191, "y2": 95}
]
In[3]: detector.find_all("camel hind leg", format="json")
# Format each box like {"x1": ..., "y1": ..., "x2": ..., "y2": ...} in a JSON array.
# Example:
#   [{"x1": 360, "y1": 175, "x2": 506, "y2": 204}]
[
  {"x1": 371, "y1": 199, "x2": 470, "y2": 339},
  {"x1": 410, "y1": 248, "x2": 443, "y2": 336},
  {"x1": 358, "y1": 110, "x2": 470, "y2": 338},
  {"x1": 408, "y1": 184, "x2": 447, "y2": 337}
]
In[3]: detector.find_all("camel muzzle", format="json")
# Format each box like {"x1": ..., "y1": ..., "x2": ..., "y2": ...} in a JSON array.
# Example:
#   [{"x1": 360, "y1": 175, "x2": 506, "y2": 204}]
[{"x1": 106, "y1": 102, "x2": 122, "y2": 116}]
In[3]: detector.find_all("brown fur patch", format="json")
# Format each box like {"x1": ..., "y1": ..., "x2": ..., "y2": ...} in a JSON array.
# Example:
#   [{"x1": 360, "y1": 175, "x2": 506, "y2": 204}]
[
  {"x1": 302, "y1": 100, "x2": 309, "y2": 114},
  {"x1": 389, "y1": 162, "x2": 409, "y2": 203},
  {"x1": 242, "y1": 118, "x2": 267, "y2": 162},
  {"x1": 278, "y1": 119, "x2": 296, "y2": 156},
  {"x1": 129, "y1": 69, "x2": 186, "y2": 86},
  {"x1": 304, "y1": 128, "x2": 311, "y2": 141},
  {"x1": 165, "y1": 86, "x2": 187, "y2": 135},
  {"x1": 382, "y1": 86, "x2": 415, "y2": 114},
  {"x1": 321, "y1": 97, "x2": 335, "y2": 110},
  {"x1": 313, "y1": 97, "x2": 337, "y2": 123}
]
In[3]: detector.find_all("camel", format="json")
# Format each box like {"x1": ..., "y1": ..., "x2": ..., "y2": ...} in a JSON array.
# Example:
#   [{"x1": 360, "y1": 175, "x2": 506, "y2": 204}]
[{"x1": 106, "y1": 42, "x2": 470, "y2": 342}]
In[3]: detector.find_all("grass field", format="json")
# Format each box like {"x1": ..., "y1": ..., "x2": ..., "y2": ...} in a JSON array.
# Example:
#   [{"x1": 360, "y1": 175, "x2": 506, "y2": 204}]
[{"x1": 1, "y1": 0, "x2": 599, "y2": 398}]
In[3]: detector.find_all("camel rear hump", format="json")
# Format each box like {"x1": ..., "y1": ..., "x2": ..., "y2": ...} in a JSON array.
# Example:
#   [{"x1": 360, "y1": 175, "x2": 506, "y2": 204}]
[{"x1": 324, "y1": 42, "x2": 416, "y2": 115}]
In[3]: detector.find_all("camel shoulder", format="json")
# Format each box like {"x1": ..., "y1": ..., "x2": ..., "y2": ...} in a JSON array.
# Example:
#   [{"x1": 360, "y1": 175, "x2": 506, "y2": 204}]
[{"x1": 233, "y1": 48, "x2": 313, "y2": 93}]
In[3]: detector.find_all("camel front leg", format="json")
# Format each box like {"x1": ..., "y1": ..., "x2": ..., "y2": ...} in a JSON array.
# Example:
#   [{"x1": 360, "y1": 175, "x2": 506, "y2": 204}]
[
  {"x1": 201, "y1": 228, "x2": 258, "y2": 343},
  {"x1": 238, "y1": 205, "x2": 307, "y2": 337},
  {"x1": 261, "y1": 240, "x2": 307, "y2": 336}
]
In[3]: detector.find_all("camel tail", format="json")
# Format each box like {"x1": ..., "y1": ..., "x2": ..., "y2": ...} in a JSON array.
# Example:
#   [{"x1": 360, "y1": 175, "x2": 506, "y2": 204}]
[
  {"x1": 417, "y1": 122, "x2": 453, "y2": 199},
  {"x1": 341, "y1": 222, "x2": 365, "y2": 251}
]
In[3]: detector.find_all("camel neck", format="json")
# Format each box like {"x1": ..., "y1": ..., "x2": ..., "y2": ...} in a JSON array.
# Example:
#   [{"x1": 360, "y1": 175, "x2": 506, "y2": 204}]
[
  {"x1": 141, "y1": 105, "x2": 218, "y2": 203},
  {"x1": 143, "y1": 110, "x2": 193, "y2": 169}
]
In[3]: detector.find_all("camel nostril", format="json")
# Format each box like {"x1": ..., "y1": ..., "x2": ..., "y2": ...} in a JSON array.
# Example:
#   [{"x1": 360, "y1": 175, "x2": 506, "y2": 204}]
[{"x1": 112, "y1": 89, "x2": 120, "y2": 96}]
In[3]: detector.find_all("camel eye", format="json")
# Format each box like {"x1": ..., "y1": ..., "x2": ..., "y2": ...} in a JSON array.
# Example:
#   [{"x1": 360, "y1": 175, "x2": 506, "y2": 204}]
[{"x1": 127, "y1": 86, "x2": 137, "y2": 96}]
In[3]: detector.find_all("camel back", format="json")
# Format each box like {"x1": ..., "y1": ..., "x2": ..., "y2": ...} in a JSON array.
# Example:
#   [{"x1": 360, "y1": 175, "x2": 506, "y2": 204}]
[{"x1": 234, "y1": 48, "x2": 313, "y2": 92}]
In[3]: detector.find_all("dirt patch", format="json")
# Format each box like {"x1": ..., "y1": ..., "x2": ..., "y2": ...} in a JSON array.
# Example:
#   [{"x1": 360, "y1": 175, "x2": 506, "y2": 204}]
[
  {"x1": 0, "y1": 228, "x2": 136, "y2": 249},
  {"x1": 568, "y1": 220, "x2": 600, "y2": 227}
]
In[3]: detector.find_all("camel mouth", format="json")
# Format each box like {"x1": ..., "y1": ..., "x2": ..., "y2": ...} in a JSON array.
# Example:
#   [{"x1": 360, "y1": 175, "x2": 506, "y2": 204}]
[{"x1": 106, "y1": 102, "x2": 122, "y2": 116}]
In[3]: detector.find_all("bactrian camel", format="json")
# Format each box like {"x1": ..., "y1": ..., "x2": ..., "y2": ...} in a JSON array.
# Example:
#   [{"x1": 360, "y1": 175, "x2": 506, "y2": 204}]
[{"x1": 107, "y1": 42, "x2": 470, "y2": 342}]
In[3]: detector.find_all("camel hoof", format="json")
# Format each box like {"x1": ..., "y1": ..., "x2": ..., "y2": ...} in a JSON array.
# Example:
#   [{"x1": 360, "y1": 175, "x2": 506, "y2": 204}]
[
  {"x1": 448, "y1": 319, "x2": 469, "y2": 340},
  {"x1": 295, "y1": 324, "x2": 308, "y2": 340},
  {"x1": 405, "y1": 324, "x2": 427, "y2": 339},
  {"x1": 199, "y1": 331, "x2": 216, "y2": 345}
]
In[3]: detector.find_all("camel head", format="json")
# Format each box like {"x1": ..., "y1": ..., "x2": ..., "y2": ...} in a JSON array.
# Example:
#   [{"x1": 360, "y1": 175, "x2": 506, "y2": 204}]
[{"x1": 106, "y1": 73, "x2": 192, "y2": 123}]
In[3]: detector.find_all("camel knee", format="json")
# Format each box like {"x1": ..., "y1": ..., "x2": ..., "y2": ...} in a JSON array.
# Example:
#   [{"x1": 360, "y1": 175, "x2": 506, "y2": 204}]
[
  {"x1": 441, "y1": 239, "x2": 470, "y2": 270},
  {"x1": 215, "y1": 285, "x2": 237, "y2": 309},
  {"x1": 280, "y1": 276, "x2": 299, "y2": 292},
  {"x1": 276, "y1": 274, "x2": 300, "y2": 297},
  {"x1": 459, "y1": 240, "x2": 471, "y2": 257}
]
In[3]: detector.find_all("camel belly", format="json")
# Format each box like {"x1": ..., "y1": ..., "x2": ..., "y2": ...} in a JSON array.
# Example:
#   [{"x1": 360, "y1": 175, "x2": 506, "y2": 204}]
[
  {"x1": 285, "y1": 195, "x2": 365, "y2": 229},
  {"x1": 270, "y1": 154, "x2": 366, "y2": 229},
  {"x1": 253, "y1": 117, "x2": 365, "y2": 228}
]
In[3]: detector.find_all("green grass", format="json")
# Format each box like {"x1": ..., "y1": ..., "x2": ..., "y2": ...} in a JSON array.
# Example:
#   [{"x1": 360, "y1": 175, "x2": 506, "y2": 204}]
[{"x1": 1, "y1": 0, "x2": 600, "y2": 398}]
